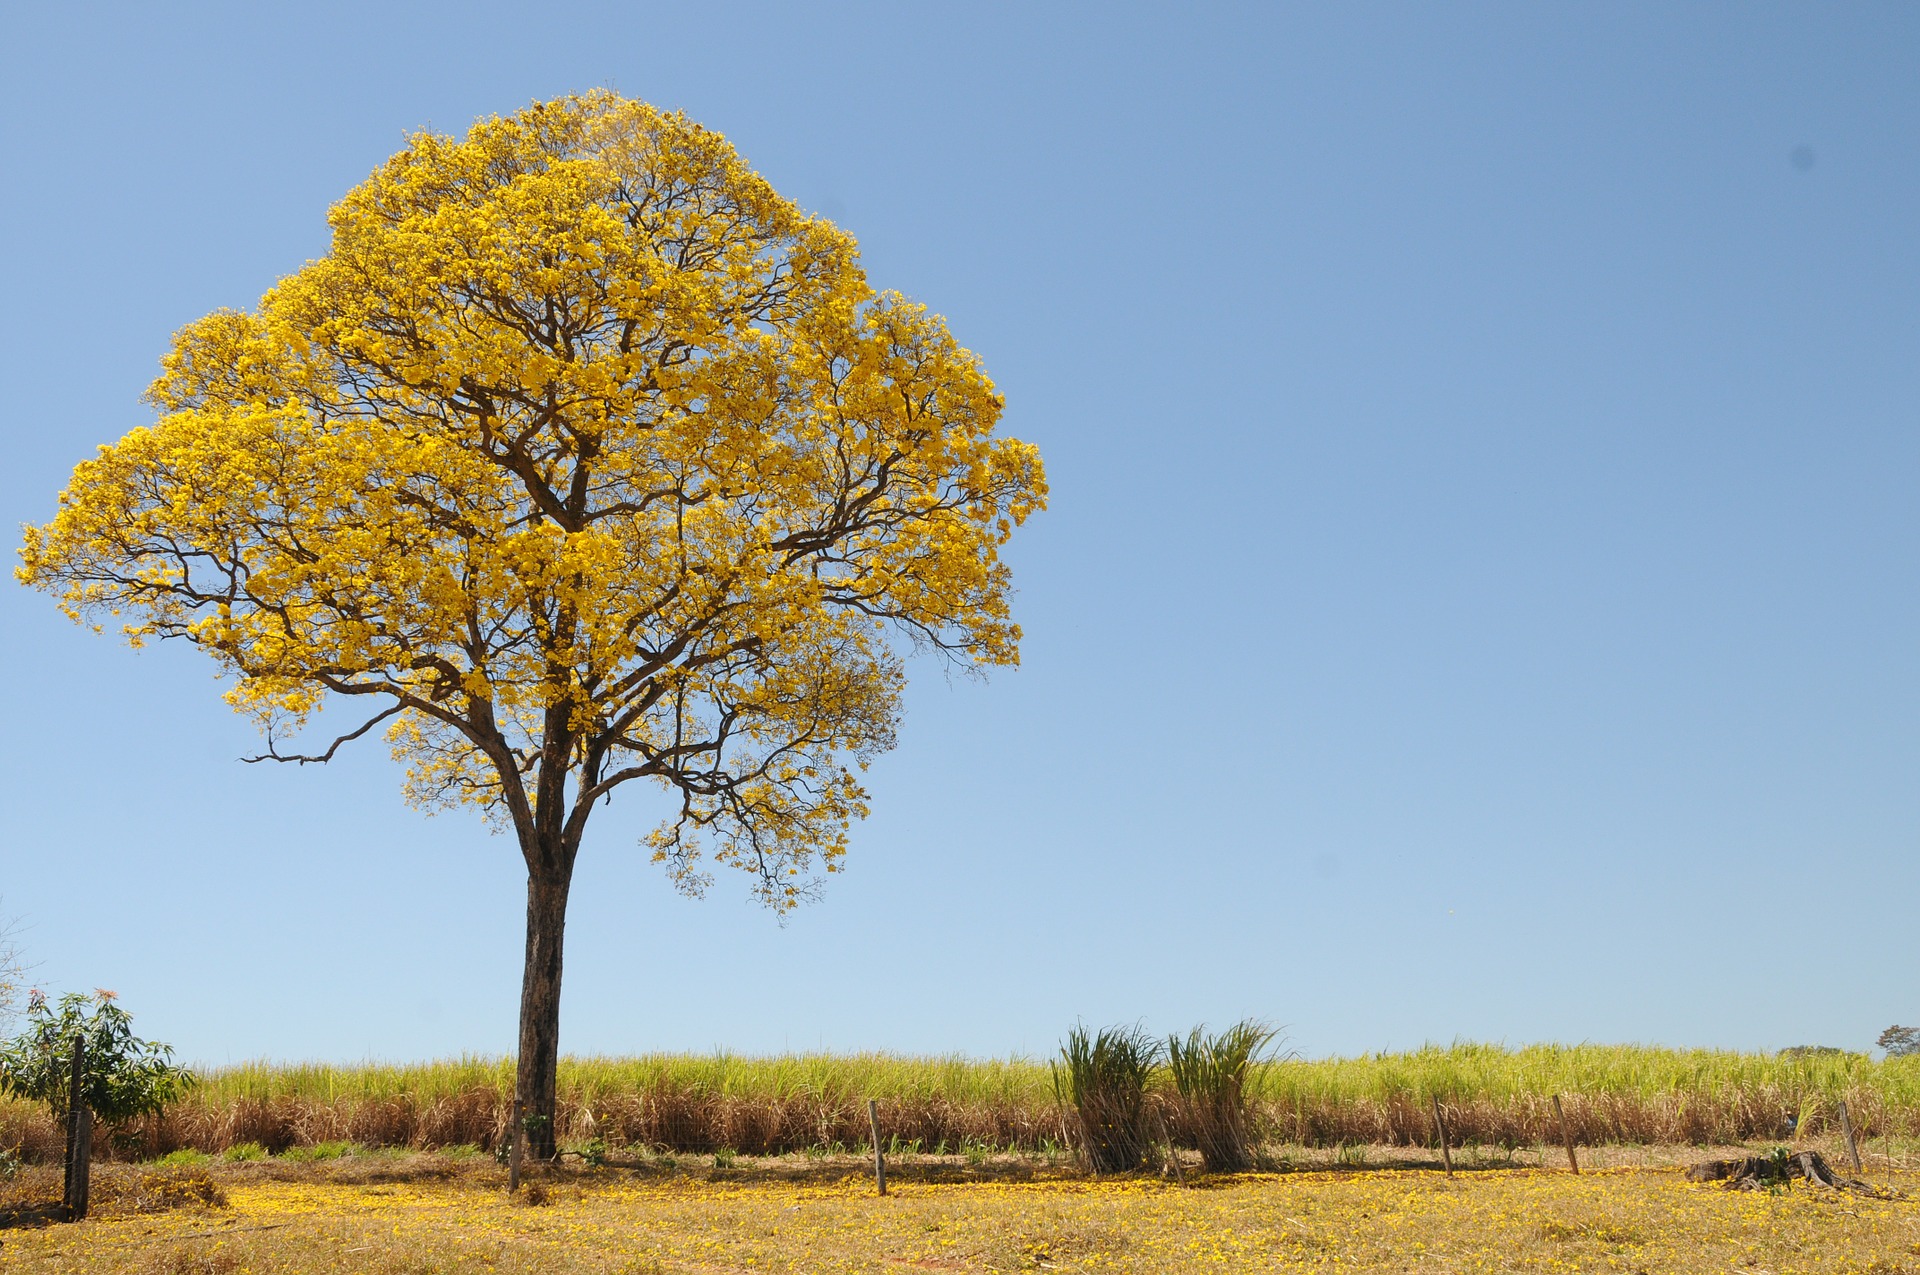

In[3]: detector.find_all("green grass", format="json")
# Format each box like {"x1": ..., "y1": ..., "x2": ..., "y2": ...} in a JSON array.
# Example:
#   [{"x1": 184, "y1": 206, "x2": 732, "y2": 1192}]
[
  {"x1": 194, "y1": 1052, "x2": 1050, "y2": 1104},
  {"x1": 1253, "y1": 1041, "x2": 1920, "y2": 1105},
  {"x1": 182, "y1": 1042, "x2": 1920, "y2": 1109},
  {"x1": 6, "y1": 1043, "x2": 1918, "y2": 1160}
]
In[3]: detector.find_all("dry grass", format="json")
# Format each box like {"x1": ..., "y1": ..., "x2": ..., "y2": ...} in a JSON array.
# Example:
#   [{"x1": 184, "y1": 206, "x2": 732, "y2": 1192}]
[
  {"x1": 5, "y1": 1044, "x2": 1918, "y2": 1163},
  {"x1": 3, "y1": 1147, "x2": 1919, "y2": 1273}
]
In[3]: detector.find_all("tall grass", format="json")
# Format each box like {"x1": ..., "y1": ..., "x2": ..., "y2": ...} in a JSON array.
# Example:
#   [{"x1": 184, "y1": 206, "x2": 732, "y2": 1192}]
[
  {"x1": 3, "y1": 1043, "x2": 1917, "y2": 1163},
  {"x1": 1169, "y1": 1021, "x2": 1278, "y2": 1171},
  {"x1": 1252, "y1": 1043, "x2": 1920, "y2": 1147},
  {"x1": 1054, "y1": 1025, "x2": 1162, "y2": 1173}
]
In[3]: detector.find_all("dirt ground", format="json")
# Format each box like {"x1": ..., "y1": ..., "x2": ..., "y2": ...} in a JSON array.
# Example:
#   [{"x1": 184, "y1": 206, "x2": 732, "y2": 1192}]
[{"x1": 3, "y1": 1143, "x2": 1916, "y2": 1273}]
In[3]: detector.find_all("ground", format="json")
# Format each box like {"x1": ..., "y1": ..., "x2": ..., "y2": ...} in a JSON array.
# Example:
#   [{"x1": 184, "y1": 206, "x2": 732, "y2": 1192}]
[{"x1": 2, "y1": 1149, "x2": 1916, "y2": 1273}]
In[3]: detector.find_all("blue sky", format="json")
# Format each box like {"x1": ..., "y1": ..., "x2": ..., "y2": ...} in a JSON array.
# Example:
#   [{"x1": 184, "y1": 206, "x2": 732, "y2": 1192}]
[{"x1": 1, "y1": 3, "x2": 1915, "y2": 1065}]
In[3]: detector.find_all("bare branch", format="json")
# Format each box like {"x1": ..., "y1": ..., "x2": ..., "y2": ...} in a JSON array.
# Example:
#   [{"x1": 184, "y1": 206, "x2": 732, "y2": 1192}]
[{"x1": 241, "y1": 703, "x2": 408, "y2": 765}]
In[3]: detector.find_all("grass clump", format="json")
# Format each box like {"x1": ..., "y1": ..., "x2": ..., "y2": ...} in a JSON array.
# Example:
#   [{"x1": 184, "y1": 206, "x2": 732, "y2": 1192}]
[
  {"x1": 1054, "y1": 1024, "x2": 1162, "y2": 1173},
  {"x1": 1168, "y1": 1020, "x2": 1279, "y2": 1172},
  {"x1": 280, "y1": 1140, "x2": 356, "y2": 1162},
  {"x1": 221, "y1": 1141, "x2": 266, "y2": 1163},
  {"x1": 154, "y1": 1148, "x2": 210, "y2": 1167}
]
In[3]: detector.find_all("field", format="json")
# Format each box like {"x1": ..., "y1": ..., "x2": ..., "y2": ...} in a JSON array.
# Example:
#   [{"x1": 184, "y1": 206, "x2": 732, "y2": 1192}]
[
  {"x1": 8, "y1": 1046, "x2": 1920, "y2": 1271},
  {"x1": 5, "y1": 1043, "x2": 1918, "y2": 1163},
  {"x1": 3, "y1": 1147, "x2": 1919, "y2": 1273}
]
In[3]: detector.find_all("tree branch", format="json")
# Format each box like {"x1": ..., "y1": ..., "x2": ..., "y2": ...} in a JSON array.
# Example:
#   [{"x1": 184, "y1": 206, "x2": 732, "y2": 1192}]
[{"x1": 241, "y1": 703, "x2": 408, "y2": 765}]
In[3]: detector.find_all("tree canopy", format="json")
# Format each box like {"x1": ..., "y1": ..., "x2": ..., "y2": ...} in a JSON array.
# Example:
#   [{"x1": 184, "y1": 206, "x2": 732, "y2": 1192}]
[
  {"x1": 21, "y1": 91, "x2": 1044, "y2": 902},
  {"x1": 0, "y1": 991, "x2": 194, "y2": 1123},
  {"x1": 18, "y1": 92, "x2": 1045, "y2": 1153}
]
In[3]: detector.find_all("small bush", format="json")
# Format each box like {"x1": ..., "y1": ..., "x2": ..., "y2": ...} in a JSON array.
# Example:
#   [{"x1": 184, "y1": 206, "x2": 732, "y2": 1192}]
[
  {"x1": 1168, "y1": 1020, "x2": 1279, "y2": 1172},
  {"x1": 155, "y1": 1148, "x2": 210, "y2": 1166},
  {"x1": 1053, "y1": 1024, "x2": 1162, "y2": 1173},
  {"x1": 564, "y1": 1134, "x2": 607, "y2": 1166},
  {"x1": 221, "y1": 1141, "x2": 267, "y2": 1162}
]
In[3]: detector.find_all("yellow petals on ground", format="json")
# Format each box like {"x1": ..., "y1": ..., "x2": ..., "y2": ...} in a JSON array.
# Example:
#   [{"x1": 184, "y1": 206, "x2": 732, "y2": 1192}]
[{"x1": 6, "y1": 1159, "x2": 1917, "y2": 1273}]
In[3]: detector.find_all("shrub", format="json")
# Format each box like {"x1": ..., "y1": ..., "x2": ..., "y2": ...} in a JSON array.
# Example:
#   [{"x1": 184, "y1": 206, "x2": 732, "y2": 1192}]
[
  {"x1": 156, "y1": 1148, "x2": 210, "y2": 1166},
  {"x1": 221, "y1": 1141, "x2": 267, "y2": 1162},
  {"x1": 0, "y1": 990, "x2": 194, "y2": 1122},
  {"x1": 1053, "y1": 1024, "x2": 1162, "y2": 1173},
  {"x1": 1168, "y1": 1020, "x2": 1279, "y2": 1172}
]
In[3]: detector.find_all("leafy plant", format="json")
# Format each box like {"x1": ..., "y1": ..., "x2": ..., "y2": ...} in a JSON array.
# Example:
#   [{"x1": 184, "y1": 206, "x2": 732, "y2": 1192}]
[
  {"x1": 223, "y1": 1141, "x2": 268, "y2": 1162},
  {"x1": 0, "y1": 990, "x2": 194, "y2": 1122},
  {"x1": 1053, "y1": 1023, "x2": 1162, "y2": 1173},
  {"x1": 156, "y1": 1147, "x2": 210, "y2": 1166},
  {"x1": 1167, "y1": 1020, "x2": 1280, "y2": 1172}
]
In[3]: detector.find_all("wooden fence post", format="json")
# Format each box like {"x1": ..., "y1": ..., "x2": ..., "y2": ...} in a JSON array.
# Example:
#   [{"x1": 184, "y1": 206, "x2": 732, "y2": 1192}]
[
  {"x1": 1837, "y1": 1099, "x2": 1864, "y2": 1177},
  {"x1": 508, "y1": 1097, "x2": 524, "y2": 1192},
  {"x1": 868, "y1": 1099, "x2": 886, "y2": 1196},
  {"x1": 1430, "y1": 1095, "x2": 1453, "y2": 1177},
  {"x1": 1552, "y1": 1095, "x2": 1579, "y2": 1175},
  {"x1": 62, "y1": 1037, "x2": 90, "y2": 1221}
]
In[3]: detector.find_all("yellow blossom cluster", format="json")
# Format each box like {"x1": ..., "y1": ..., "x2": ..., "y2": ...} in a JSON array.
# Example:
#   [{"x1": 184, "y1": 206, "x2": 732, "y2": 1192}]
[
  {"x1": 8, "y1": 1161, "x2": 1917, "y2": 1273},
  {"x1": 18, "y1": 91, "x2": 1046, "y2": 906}
]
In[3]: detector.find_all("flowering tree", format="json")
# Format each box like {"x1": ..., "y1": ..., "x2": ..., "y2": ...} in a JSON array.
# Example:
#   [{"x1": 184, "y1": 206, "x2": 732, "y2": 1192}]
[{"x1": 18, "y1": 92, "x2": 1046, "y2": 1156}]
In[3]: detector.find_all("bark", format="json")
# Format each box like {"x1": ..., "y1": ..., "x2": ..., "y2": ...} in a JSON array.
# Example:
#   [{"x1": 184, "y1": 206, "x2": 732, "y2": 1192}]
[{"x1": 516, "y1": 865, "x2": 573, "y2": 1161}]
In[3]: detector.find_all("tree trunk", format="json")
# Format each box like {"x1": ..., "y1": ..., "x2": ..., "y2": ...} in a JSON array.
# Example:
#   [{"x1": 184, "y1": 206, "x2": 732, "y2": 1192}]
[{"x1": 516, "y1": 866, "x2": 572, "y2": 1161}]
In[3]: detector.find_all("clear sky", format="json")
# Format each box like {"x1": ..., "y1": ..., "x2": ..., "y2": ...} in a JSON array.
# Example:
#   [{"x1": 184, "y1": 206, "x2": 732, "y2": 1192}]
[{"x1": 1, "y1": 3, "x2": 1915, "y2": 1066}]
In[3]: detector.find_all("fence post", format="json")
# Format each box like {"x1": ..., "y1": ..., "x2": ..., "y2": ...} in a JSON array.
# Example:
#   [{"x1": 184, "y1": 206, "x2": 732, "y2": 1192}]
[
  {"x1": 1837, "y1": 1099, "x2": 1864, "y2": 1177},
  {"x1": 509, "y1": 1096, "x2": 524, "y2": 1192},
  {"x1": 1430, "y1": 1095, "x2": 1453, "y2": 1177},
  {"x1": 868, "y1": 1099, "x2": 887, "y2": 1196},
  {"x1": 1552, "y1": 1094, "x2": 1579, "y2": 1175},
  {"x1": 62, "y1": 1037, "x2": 90, "y2": 1221}
]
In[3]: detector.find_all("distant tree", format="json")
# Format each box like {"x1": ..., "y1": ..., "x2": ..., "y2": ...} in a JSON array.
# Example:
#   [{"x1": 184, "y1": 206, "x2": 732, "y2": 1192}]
[
  {"x1": 17, "y1": 92, "x2": 1046, "y2": 1157},
  {"x1": 1878, "y1": 1026, "x2": 1920, "y2": 1058},
  {"x1": 0, "y1": 907, "x2": 23, "y2": 1034},
  {"x1": 0, "y1": 990, "x2": 194, "y2": 1122}
]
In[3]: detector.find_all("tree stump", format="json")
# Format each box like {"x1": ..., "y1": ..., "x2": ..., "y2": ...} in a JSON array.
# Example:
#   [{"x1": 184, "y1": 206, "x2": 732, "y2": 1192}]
[{"x1": 1686, "y1": 1151, "x2": 1884, "y2": 1196}]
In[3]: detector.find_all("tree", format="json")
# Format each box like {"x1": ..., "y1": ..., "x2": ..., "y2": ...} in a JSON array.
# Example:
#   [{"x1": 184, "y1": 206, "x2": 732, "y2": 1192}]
[
  {"x1": 18, "y1": 92, "x2": 1046, "y2": 1157},
  {"x1": 1879, "y1": 1025, "x2": 1920, "y2": 1058},
  {"x1": 0, "y1": 905, "x2": 25, "y2": 1035},
  {"x1": 0, "y1": 990, "x2": 194, "y2": 1121}
]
